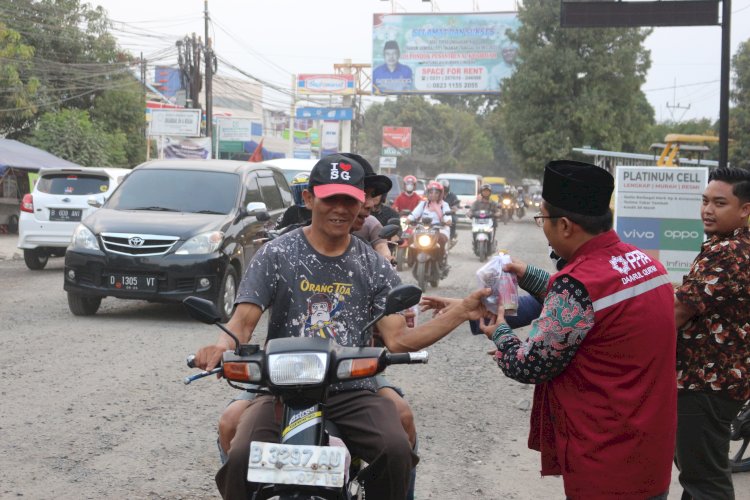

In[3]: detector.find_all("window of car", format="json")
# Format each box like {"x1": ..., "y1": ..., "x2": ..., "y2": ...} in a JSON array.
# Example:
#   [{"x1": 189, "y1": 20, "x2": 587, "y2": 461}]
[
  {"x1": 243, "y1": 174, "x2": 263, "y2": 206},
  {"x1": 447, "y1": 179, "x2": 478, "y2": 196},
  {"x1": 272, "y1": 169, "x2": 293, "y2": 207},
  {"x1": 36, "y1": 173, "x2": 111, "y2": 195},
  {"x1": 257, "y1": 172, "x2": 284, "y2": 211},
  {"x1": 106, "y1": 169, "x2": 240, "y2": 214}
]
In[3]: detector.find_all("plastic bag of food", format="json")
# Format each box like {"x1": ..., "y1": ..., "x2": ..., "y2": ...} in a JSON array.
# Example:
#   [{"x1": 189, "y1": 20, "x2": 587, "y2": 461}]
[{"x1": 476, "y1": 252, "x2": 518, "y2": 316}]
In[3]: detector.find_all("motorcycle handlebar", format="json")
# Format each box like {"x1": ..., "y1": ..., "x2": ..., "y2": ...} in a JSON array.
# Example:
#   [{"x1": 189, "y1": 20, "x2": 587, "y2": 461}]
[
  {"x1": 386, "y1": 351, "x2": 429, "y2": 365},
  {"x1": 186, "y1": 354, "x2": 196, "y2": 368}
]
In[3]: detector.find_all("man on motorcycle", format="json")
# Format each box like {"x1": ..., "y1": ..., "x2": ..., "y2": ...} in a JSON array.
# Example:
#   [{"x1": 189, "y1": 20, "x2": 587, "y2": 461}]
[
  {"x1": 471, "y1": 184, "x2": 500, "y2": 244},
  {"x1": 371, "y1": 192, "x2": 400, "y2": 227},
  {"x1": 439, "y1": 179, "x2": 460, "y2": 245},
  {"x1": 392, "y1": 175, "x2": 423, "y2": 213},
  {"x1": 194, "y1": 154, "x2": 485, "y2": 500},
  {"x1": 408, "y1": 181, "x2": 452, "y2": 268},
  {"x1": 276, "y1": 172, "x2": 311, "y2": 229}
]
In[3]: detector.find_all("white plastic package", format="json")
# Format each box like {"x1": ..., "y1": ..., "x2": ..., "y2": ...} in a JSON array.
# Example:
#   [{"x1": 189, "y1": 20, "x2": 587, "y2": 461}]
[{"x1": 476, "y1": 252, "x2": 518, "y2": 316}]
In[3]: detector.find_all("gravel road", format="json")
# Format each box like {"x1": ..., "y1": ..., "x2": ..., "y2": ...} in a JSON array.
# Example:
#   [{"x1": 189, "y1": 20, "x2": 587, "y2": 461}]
[{"x1": 1, "y1": 221, "x2": 748, "y2": 499}]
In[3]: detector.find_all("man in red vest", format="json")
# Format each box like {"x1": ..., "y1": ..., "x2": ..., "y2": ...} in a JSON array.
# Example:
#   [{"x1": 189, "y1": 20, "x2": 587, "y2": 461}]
[{"x1": 429, "y1": 160, "x2": 677, "y2": 499}]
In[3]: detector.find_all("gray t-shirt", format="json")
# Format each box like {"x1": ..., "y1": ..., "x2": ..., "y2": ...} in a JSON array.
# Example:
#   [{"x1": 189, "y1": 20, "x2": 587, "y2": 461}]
[
  {"x1": 352, "y1": 215, "x2": 385, "y2": 247},
  {"x1": 235, "y1": 228, "x2": 401, "y2": 391}
]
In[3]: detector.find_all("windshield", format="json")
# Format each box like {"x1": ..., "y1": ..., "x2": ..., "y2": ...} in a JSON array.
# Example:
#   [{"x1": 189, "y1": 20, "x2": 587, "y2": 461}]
[
  {"x1": 488, "y1": 183, "x2": 506, "y2": 195},
  {"x1": 37, "y1": 173, "x2": 110, "y2": 195},
  {"x1": 446, "y1": 179, "x2": 476, "y2": 196},
  {"x1": 107, "y1": 169, "x2": 240, "y2": 214}
]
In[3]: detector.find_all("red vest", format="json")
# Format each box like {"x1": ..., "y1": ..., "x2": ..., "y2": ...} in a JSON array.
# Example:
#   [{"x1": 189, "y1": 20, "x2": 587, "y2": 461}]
[{"x1": 529, "y1": 230, "x2": 676, "y2": 499}]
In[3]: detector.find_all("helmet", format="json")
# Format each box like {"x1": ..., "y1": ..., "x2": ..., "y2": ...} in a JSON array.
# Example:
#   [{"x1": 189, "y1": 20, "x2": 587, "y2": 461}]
[
  {"x1": 404, "y1": 175, "x2": 417, "y2": 184},
  {"x1": 427, "y1": 181, "x2": 444, "y2": 194},
  {"x1": 480, "y1": 183, "x2": 492, "y2": 192},
  {"x1": 439, "y1": 179, "x2": 450, "y2": 192},
  {"x1": 290, "y1": 172, "x2": 309, "y2": 208}
]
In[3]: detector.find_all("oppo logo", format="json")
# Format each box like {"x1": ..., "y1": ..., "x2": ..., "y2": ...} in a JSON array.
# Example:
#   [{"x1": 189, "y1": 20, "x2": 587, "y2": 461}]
[
  {"x1": 664, "y1": 230, "x2": 700, "y2": 240},
  {"x1": 623, "y1": 229, "x2": 655, "y2": 239}
]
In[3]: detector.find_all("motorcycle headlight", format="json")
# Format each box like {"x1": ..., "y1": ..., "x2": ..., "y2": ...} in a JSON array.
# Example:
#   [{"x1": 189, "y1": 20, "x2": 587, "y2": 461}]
[
  {"x1": 70, "y1": 224, "x2": 100, "y2": 251},
  {"x1": 417, "y1": 234, "x2": 432, "y2": 248},
  {"x1": 268, "y1": 352, "x2": 328, "y2": 385},
  {"x1": 175, "y1": 231, "x2": 224, "y2": 255},
  {"x1": 502, "y1": 198, "x2": 512, "y2": 206}
]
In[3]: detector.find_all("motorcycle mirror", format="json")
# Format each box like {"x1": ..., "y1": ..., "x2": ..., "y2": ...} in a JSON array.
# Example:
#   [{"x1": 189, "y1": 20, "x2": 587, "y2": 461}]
[
  {"x1": 383, "y1": 284, "x2": 422, "y2": 315},
  {"x1": 183, "y1": 296, "x2": 242, "y2": 352},
  {"x1": 379, "y1": 224, "x2": 402, "y2": 240},
  {"x1": 387, "y1": 217, "x2": 401, "y2": 226}
]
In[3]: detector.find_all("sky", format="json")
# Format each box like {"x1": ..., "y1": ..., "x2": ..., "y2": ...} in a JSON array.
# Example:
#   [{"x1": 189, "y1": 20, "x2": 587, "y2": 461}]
[{"x1": 93, "y1": 0, "x2": 750, "y2": 123}]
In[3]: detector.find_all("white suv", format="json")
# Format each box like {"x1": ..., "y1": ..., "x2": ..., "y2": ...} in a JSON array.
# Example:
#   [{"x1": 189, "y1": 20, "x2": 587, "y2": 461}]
[{"x1": 18, "y1": 167, "x2": 130, "y2": 269}]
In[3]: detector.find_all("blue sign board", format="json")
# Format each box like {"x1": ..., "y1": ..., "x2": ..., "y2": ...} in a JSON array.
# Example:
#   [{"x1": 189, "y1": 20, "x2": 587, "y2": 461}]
[{"x1": 296, "y1": 107, "x2": 353, "y2": 121}]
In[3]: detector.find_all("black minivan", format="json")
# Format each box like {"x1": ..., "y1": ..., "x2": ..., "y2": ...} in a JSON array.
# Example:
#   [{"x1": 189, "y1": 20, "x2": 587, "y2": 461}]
[{"x1": 64, "y1": 160, "x2": 291, "y2": 320}]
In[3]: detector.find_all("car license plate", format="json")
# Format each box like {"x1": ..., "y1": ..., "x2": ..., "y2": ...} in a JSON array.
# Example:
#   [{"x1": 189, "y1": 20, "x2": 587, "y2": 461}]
[
  {"x1": 49, "y1": 208, "x2": 82, "y2": 221},
  {"x1": 247, "y1": 441, "x2": 346, "y2": 487},
  {"x1": 107, "y1": 274, "x2": 157, "y2": 291}
]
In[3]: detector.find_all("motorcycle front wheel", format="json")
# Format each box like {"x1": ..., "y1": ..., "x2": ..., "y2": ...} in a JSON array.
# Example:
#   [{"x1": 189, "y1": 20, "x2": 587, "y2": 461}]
[
  {"x1": 415, "y1": 261, "x2": 428, "y2": 291},
  {"x1": 731, "y1": 401, "x2": 750, "y2": 473},
  {"x1": 478, "y1": 240, "x2": 488, "y2": 262},
  {"x1": 396, "y1": 247, "x2": 407, "y2": 272}
]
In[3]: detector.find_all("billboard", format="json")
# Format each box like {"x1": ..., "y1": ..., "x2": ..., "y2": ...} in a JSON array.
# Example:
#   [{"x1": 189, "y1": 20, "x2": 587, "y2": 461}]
[
  {"x1": 148, "y1": 109, "x2": 202, "y2": 137},
  {"x1": 297, "y1": 74, "x2": 355, "y2": 95},
  {"x1": 372, "y1": 12, "x2": 519, "y2": 95},
  {"x1": 614, "y1": 166, "x2": 708, "y2": 283},
  {"x1": 382, "y1": 127, "x2": 412, "y2": 156}
]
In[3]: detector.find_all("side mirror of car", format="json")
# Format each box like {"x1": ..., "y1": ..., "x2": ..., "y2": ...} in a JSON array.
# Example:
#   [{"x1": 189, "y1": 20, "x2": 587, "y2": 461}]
[
  {"x1": 245, "y1": 202, "x2": 270, "y2": 222},
  {"x1": 87, "y1": 196, "x2": 103, "y2": 208}
]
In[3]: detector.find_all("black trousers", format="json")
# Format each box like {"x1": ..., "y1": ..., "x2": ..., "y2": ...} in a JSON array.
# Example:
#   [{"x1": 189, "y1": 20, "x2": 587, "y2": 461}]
[
  {"x1": 216, "y1": 390, "x2": 417, "y2": 500},
  {"x1": 674, "y1": 391, "x2": 745, "y2": 500}
]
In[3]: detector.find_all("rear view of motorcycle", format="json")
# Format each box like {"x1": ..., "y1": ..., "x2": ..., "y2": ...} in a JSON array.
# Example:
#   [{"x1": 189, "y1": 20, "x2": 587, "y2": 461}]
[
  {"x1": 184, "y1": 285, "x2": 428, "y2": 500},
  {"x1": 731, "y1": 400, "x2": 750, "y2": 473},
  {"x1": 471, "y1": 210, "x2": 495, "y2": 262}
]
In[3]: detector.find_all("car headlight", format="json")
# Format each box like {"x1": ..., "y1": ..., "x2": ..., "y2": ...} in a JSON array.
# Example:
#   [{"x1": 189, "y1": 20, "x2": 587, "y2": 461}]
[
  {"x1": 70, "y1": 224, "x2": 100, "y2": 251},
  {"x1": 268, "y1": 353, "x2": 328, "y2": 385},
  {"x1": 175, "y1": 231, "x2": 223, "y2": 255},
  {"x1": 417, "y1": 234, "x2": 432, "y2": 248}
]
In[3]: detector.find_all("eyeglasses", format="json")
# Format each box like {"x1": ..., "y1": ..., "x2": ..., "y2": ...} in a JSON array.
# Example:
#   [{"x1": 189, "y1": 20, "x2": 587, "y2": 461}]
[{"x1": 533, "y1": 212, "x2": 562, "y2": 227}]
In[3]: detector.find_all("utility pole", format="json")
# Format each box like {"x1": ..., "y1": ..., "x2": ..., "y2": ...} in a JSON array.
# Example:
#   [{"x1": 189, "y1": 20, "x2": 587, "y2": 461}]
[
  {"x1": 718, "y1": 0, "x2": 731, "y2": 168},
  {"x1": 204, "y1": 0, "x2": 214, "y2": 139},
  {"x1": 666, "y1": 78, "x2": 691, "y2": 121}
]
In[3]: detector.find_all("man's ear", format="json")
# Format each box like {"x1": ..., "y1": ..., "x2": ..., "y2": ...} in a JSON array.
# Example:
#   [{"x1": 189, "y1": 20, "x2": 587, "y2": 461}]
[
  {"x1": 559, "y1": 217, "x2": 574, "y2": 236},
  {"x1": 302, "y1": 189, "x2": 314, "y2": 209},
  {"x1": 740, "y1": 201, "x2": 750, "y2": 219}
]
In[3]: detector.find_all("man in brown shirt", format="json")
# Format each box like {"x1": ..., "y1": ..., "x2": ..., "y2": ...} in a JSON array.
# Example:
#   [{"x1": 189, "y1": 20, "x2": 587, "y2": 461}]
[{"x1": 674, "y1": 166, "x2": 750, "y2": 500}]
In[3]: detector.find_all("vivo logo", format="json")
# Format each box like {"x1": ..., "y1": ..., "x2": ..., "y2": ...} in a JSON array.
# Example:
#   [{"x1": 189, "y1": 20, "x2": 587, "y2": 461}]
[
  {"x1": 623, "y1": 229, "x2": 655, "y2": 239},
  {"x1": 664, "y1": 230, "x2": 700, "y2": 240}
]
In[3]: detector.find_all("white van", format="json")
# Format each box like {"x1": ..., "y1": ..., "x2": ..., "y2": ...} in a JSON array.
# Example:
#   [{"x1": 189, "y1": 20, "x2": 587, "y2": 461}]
[
  {"x1": 434, "y1": 173, "x2": 483, "y2": 221},
  {"x1": 260, "y1": 158, "x2": 317, "y2": 185}
]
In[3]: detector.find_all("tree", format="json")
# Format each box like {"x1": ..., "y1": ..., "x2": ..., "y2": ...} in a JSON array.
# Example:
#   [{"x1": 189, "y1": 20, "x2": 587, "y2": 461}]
[
  {"x1": 494, "y1": 0, "x2": 654, "y2": 177},
  {"x1": 730, "y1": 39, "x2": 750, "y2": 168},
  {"x1": 355, "y1": 96, "x2": 494, "y2": 179},
  {"x1": 27, "y1": 109, "x2": 128, "y2": 167},
  {"x1": 91, "y1": 81, "x2": 147, "y2": 165},
  {"x1": 0, "y1": 22, "x2": 40, "y2": 135}
]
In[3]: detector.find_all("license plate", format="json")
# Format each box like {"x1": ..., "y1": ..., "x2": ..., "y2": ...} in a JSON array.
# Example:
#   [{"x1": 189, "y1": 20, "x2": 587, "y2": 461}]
[
  {"x1": 49, "y1": 208, "x2": 82, "y2": 221},
  {"x1": 106, "y1": 274, "x2": 157, "y2": 291},
  {"x1": 247, "y1": 441, "x2": 346, "y2": 487}
]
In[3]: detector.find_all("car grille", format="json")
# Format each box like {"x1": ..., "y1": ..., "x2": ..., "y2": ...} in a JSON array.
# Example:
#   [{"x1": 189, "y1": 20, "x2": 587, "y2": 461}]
[{"x1": 101, "y1": 232, "x2": 179, "y2": 256}]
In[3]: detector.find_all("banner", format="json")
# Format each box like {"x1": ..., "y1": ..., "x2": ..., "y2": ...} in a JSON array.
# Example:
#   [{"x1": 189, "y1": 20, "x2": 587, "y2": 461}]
[
  {"x1": 382, "y1": 127, "x2": 412, "y2": 156},
  {"x1": 297, "y1": 74, "x2": 355, "y2": 95},
  {"x1": 614, "y1": 166, "x2": 708, "y2": 283},
  {"x1": 159, "y1": 136, "x2": 212, "y2": 160},
  {"x1": 372, "y1": 12, "x2": 520, "y2": 95},
  {"x1": 149, "y1": 109, "x2": 202, "y2": 137},
  {"x1": 320, "y1": 121, "x2": 339, "y2": 157}
]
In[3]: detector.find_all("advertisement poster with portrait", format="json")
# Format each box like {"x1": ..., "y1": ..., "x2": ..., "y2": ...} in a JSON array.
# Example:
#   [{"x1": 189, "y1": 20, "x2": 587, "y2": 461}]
[
  {"x1": 372, "y1": 12, "x2": 520, "y2": 95},
  {"x1": 614, "y1": 166, "x2": 708, "y2": 283}
]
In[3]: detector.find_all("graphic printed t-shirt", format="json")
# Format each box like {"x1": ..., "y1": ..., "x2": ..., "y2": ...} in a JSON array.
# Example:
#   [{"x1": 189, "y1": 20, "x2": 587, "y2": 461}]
[{"x1": 235, "y1": 228, "x2": 401, "y2": 391}]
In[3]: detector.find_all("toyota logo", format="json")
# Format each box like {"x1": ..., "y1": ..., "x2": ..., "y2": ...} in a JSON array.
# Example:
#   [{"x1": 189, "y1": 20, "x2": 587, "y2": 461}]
[{"x1": 128, "y1": 237, "x2": 145, "y2": 247}]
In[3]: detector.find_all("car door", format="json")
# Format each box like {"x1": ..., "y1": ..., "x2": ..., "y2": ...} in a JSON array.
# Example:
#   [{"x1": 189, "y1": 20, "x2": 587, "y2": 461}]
[{"x1": 236, "y1": 172, "x2": 267, "y2": 269}]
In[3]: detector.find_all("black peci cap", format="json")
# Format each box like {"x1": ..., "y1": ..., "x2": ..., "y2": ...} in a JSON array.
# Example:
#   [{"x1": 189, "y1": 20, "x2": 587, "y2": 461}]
[{"x1": 542, "y1": 160, "x2": 614, "y2": 216}]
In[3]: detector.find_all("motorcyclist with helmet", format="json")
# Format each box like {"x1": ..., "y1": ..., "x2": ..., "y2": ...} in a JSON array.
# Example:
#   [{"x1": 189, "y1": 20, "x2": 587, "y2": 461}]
[
  {"x1": 439, "y1": 179, "x2": 460, "y2": 245},
  {"x1": 393, "y1": 175, "x2": 423, "y2": 213},
  {"x1": 276, "y1": 172, "x2": 311, "y2": 229},
  {"x1": 408, "y1": 181, "x2": 452, "y2": 269},
  {"x1": 471, "y1": 183, "x2": 500, "y2": 241}
]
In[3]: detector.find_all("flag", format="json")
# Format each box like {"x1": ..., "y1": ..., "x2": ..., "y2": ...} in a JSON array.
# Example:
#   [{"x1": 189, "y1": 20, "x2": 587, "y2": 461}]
[{"x1": 248, "y1": 138, "x2": 264, "y2": 162}]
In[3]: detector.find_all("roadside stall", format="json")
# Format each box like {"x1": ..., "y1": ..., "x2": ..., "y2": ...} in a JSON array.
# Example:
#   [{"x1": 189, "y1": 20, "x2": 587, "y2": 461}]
[{"x1": 0, "y1": 139, "x2": 82, "y2": 233}]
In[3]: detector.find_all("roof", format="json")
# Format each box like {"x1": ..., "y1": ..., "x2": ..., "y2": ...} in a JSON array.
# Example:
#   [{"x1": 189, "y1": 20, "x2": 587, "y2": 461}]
[
  {"x1": 134, "y1": 159, "x2": 277, "y2": 174},
  {"x1": 260, "y1": 158, "x2": 318, "y2": 171},
  {"x1": 0, "y1": 139, "x2": 82, "y2": 171},
  {"x1": 435, "y1": 173, "x2": 483, "y2": 180}
]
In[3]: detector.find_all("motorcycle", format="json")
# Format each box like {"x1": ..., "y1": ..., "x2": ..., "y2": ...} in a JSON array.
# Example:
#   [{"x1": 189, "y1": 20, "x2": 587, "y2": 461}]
[
  {"x1": 515, "y1": 195, "x2": 526, "y2": 219},
  {"x1": 731, "y1": 400, "x2": 750, "y2": 473},
  {"x1": 395, "y1": 212, "x2": 415, "y2": 271},
  {"x1": 471, "y1": 210, "x2": 495, "y2": 262},
  {"x1": 410, "y1": 215, "x2": 449, "y2": 291},
  {"x1": 530, "y1": 193, "x2": 542, "y2": 210},
  {"x1": 499, "y1": 195, "x2": 514, "y2": 225},
  {"x1": 184, "y1": 285, "x2": 428, "y2": 500}
]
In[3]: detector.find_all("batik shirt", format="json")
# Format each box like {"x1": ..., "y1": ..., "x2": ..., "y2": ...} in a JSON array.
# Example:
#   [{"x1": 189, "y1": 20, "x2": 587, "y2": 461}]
[
  {"x1": 235, "y1": 228, "x2": 400, "y2": 392},
  {"x1": 675, "y1": 226, "x2": 750, "y2": 401},
  {"x1": 491, "y1": 265, "x2": 596, "y2": 383}
]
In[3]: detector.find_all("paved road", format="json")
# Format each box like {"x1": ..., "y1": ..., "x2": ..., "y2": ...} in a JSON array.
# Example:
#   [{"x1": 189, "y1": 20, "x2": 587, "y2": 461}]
[{"x1": 1, "y1": 221, "x2": 748, "y2": 499}]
